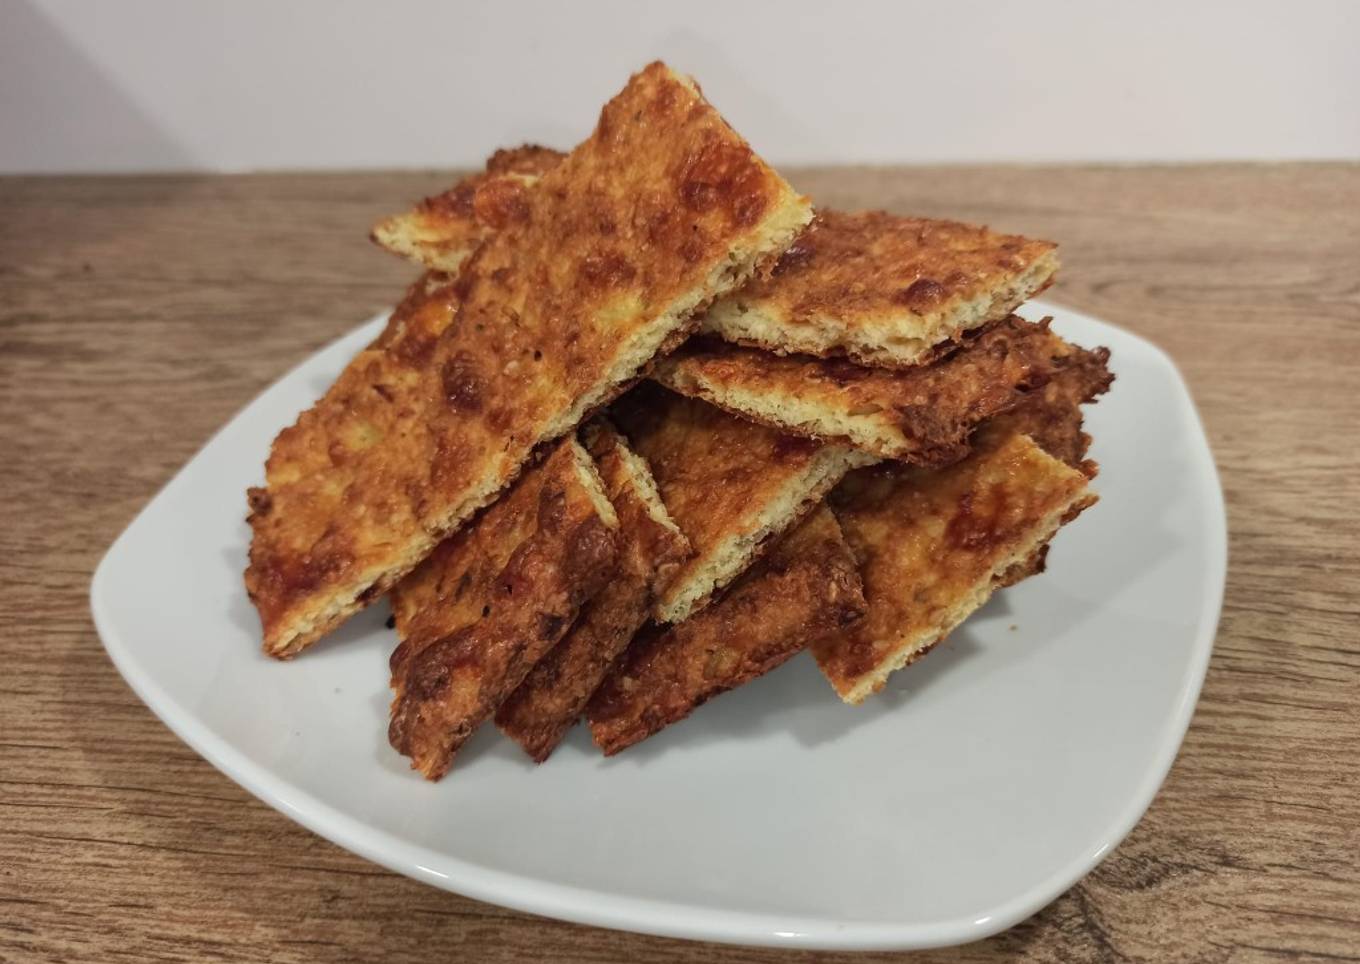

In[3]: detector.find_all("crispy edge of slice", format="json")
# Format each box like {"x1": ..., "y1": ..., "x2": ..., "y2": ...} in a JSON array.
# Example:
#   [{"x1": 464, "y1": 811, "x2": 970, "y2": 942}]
[
  {"x1": 655, "y1": 442, "x2": 872, "y2": 624},
  {"x1": 814, "y1": 429, "x2": 1095, "y2": 704},
  {"x1": 702, "y1": 211, "x2": 1059, "y2": 368},
  {"x1": 387, "y1": 438, "x2": 620, "y2": 780},
  {"x1": 612, "y1": 384, "x2": 875, "y2": 625},
  {"x1": 248, "y1": 62, "x2": 811, "y2": 658},
  {"x1": 494, "y1": 420, "x2": 692, "y2": 762},
  {"x1": 653, "y1": 315, "x2": 1056, "y2": 462},
  {"x1": 370, "y1": 146, "x2": 566, "y2": 273},
  {"x1": 977, "y1": 336, "x2": 1113, "y2": 585},
  {"x1": 246, "y1": 275, "x2": 468, "y2": 658},
  {"x1": 586, "y1": 505, "x2": 865, "y2": 755}
]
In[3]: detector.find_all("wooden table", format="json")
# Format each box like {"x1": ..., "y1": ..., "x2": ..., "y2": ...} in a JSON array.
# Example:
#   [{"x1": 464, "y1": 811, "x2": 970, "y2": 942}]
[{"x1": 3, "y1": 165, "x2": 1357, "y2": 963}]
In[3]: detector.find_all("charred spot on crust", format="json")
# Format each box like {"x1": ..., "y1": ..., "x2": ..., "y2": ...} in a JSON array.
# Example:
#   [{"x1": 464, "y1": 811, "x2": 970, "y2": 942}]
[
  {"x1": 440, "y1": 351, "x2": 484, "y2": 412},
  {"x1": 677, "y1": 135, "x2": 769, "y2": 227},
  {"x1": 772, "y1": 236, "x2": 818, "y2": 276},
  {"x1": 896, "y1": 277, "x2": 948, "y2": 309},
  {"x1": 246, "y1": 486, "x2": 272, "y2": 516}
]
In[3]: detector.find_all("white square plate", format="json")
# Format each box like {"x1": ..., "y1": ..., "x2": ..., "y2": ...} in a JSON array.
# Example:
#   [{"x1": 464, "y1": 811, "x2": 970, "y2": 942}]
[{"x1": 91, "y1": 299, "x2": 1225, "y2": 951}]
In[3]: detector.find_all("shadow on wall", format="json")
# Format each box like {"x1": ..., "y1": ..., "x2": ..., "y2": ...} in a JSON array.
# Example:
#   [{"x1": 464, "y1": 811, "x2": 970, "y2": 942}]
[{"x1": 0, "y1": 0, "x2": 194, "y2": 173}]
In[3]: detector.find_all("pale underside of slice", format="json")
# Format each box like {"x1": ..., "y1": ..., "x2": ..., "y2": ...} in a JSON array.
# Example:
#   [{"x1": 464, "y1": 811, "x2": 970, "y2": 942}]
[
  {"x1": 245, "y1": 61, "x2": 812, "y2": 658},
  {"x1": 586, "y1": 505, "x2": 865, "y2": 755},
  {"x1": 813, "y1": 426, "x2": 1097, "y2": 704},
  {"x1": 370, "y1": 146, "x2": 565, "y2": 273},
  {"x1": 653, "y1": 315, "x2": 1060, "y2": 462},
  {"x1": 702, "y1": 209, "x2": 1058, "y2": 368},
  {"x1": 495, "y1": 420, "x2": 692, "y2": 762},
  {"x1": 387, "y1": 438, "x2": 619, "y2": 780},
  {"x1": 610, "y1": 382, "x2": 876, "y2": 624}
]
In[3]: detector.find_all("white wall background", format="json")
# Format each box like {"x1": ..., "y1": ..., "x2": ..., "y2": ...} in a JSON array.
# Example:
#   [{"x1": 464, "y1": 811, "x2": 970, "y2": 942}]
[{"x1": 3, "y1": 0, "x2": 1357, "y2": 174}]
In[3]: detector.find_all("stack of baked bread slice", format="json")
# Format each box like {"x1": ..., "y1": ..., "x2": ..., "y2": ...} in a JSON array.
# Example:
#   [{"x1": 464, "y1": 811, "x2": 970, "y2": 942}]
[{"x1": 244, "y1": 62, "x2": 1111, "y2": 779}]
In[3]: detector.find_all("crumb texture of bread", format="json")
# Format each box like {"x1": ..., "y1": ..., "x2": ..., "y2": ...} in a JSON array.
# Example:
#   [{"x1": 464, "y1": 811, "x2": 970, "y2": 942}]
[
  {"x1": 701, "y1": 210, "x2": 1058, "y2": 368},
  {"x1": 587, "y1": 506, "x2": 865, "y2": 755},
  {"x1": 655, "y1": 315, "x2": 1062, "y2": 462},
  {"x1": 813, "y1": 428, "x2": 1096, "y2": 704},
  {"x1": 611, "y1": 383, "x2": 875, "y2": 624},
  {"x1": 495, "y1": 421, "x2": 691, "y2": 762},
  {"x1": 386, "y1": 439, "x2": 619, "y2": 780},
  {"x1": 245, "y1": 61, "x2": 810, "y2": 658}
]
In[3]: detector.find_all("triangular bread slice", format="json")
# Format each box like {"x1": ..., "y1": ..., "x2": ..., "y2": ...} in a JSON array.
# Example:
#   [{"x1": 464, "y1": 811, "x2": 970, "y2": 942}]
[
  {"x1": 812, "y1": 426, "x2": 1096, "y2": 704},
  {"x1": 654, "y1": 315, "x2": 1058, "y2": 462},
  {"x1": 387, "y1": 437, "x2": 619, "y2": 780},
  {"x1": 587, "y1": 505, "x2": 864, "y2": 755},
  {"x1": 811, "y1": 341, "x2": 1111, "y2": 703},
  {"x1": 495, "y1": 420, "x2": 691, "y2": 762},
  {"x1": 610, "y1": 382, "x2": 875, "y2": 624},
  {"x1": 703, "y1": 210, "x2": 1057, "y2": 368},
  {"x1": 245, "y1": 62, "x2": 812, "y2": 658}
]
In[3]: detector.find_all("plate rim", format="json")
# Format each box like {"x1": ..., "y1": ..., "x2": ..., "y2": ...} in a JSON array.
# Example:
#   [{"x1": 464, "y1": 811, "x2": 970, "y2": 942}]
[{"x1": 89, "y1": 298, "x2": 1227, "y2": 951}]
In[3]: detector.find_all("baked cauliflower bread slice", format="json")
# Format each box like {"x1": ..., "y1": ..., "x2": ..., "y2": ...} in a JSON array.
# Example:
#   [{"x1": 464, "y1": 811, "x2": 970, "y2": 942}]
[
  {"x1": 370, "y1": 146, "x2": 565, "y2": 273},
  {"x1": 246, "y1": 61, "x2": 812, "y2": 658},
  {"x1": 654, "y1": 315, "x2": 1058, "y2": 462},
  {"x1": 387, "y1": 438, "x2": 619, "y2": 780},
  {"x1": 610, "y1": 382, "x2": 876, "y2": 624},
  {"x1": 587, "y1": 505, "x2": 865, "y2": 755},
  {"x1": 813, "y1": 428, "x2": 1095, "y2": 704},
  {"x1": 702, "y1": 210, "x2": 1058, "y2": 369},
  {"x1": 811, "y1": 342, "x2": 1113, "y2": 703},
  {"x1": 495, "y1": 421, "x2": 691, "y2": 762}
]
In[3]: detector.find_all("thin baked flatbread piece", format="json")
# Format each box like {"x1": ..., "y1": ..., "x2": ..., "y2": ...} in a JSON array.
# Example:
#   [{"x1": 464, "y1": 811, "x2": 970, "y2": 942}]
[
  {"x1": 495, "y1": 421, "x2": 691, "y2": 762},
  {"x1": 246, "y1": 61, "x2": 812, "y2": 657},
  {"x1": 587, "y1": 506, "x2": 865, "y2": 755},
  {"x1": 702, "y1": 210, "x2": 1058, "y2": 368},
  {"x1": 370, "y1": 146, "x2": 564, "y2": 273},
  {"x1": 654, "y1": 315, "x2": 1057, "y2": 462},
  {"x1": 611, "y1": 382, "x2": 875, "y2": 624},
  {"x1": 387, "y1": 438, "x2": 619, "y2": 780},
  {"x1": 813, "y1": 424, "x2": 1098, "y2": 704}
]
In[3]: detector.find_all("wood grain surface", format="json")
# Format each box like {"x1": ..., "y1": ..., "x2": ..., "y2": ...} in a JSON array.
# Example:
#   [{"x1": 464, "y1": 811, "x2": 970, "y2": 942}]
[{"x1": 2, "y1": 164, "x2": 1357, "y2": 963}]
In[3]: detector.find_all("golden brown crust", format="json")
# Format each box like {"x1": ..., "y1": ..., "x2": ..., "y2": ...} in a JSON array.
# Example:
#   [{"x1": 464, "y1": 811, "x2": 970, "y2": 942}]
[
  {"x1": 246, "y1": 275, "x2": 465, "y2": 655},
  {"x1": 387, "y1": 439, "x2": 619, "y2": 780},
  {"x1": 975, "y1": 336, "x2": 1113, "y2": 584},
  {"x1": 610, "y1": 383, "x2": 873, "y2": 623},
  {"x1": 495, "y1": 422, "x2": 691, "y2": 762},
  {"x1": 586, "y1": 506, "x2": 865, "y2": 755},
  {"x1": 702, "y1": 210, "x2": 1059, "y2": 368},
  {"x1": 370, "y1": 147, "x2": 565, "y2": 273},
  {"x1": 246, "y1": 61, "x2": 811, "y2": 657},
  {"x1": 654, "y1": 315, "x2": 1058, "y2": 463},
  {"x1": 982, "y1": 336, "x2": 1113, "y2": 473},
  {"x1": 813, "y1": 427, "x2": 1096, "y2": 703}
]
